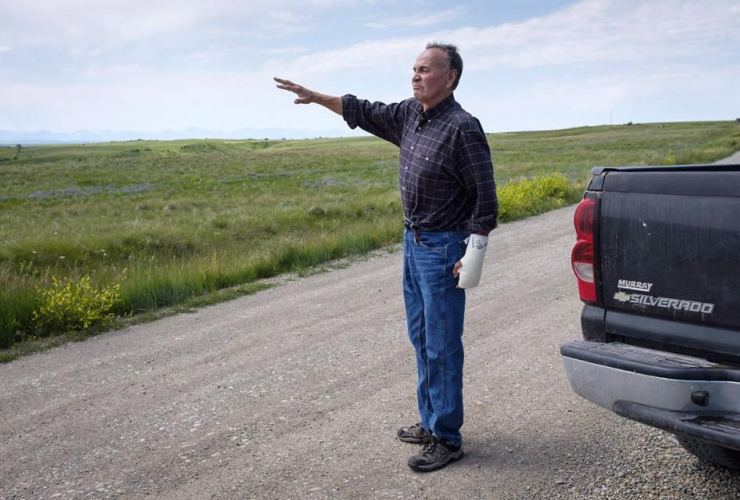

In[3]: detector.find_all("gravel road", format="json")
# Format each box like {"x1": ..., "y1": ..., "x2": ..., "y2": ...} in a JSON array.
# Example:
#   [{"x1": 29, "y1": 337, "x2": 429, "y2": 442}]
[
  {"x1": 2, "y1": 205, "x2": 740, "y2": 499},
  {"x1": 714, "y1": 150, "x2": 740, "y2": 164}
]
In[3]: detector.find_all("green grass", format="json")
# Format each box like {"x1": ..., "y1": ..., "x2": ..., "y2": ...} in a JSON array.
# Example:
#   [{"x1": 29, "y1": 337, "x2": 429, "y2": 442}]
[{"x1": 1, "y1": 121, "x2": 739, "y2": 355}]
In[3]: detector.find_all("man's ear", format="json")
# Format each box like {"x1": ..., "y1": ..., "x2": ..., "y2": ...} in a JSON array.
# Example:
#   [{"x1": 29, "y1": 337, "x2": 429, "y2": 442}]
[{"x1": 447, "y1": 69, "x2": 457, "y2": 89}]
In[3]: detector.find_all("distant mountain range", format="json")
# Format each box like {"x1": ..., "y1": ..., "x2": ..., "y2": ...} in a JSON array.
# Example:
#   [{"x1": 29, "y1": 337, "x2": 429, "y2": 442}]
[{"x1": 0, "y1": 127, "x2": 365, "y2": 145}]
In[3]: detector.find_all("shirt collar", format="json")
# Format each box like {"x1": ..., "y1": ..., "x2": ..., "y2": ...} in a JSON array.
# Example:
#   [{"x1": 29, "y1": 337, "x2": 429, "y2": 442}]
[{"x1": 419, "y1": 93, "x2": 456, "y2": 121}]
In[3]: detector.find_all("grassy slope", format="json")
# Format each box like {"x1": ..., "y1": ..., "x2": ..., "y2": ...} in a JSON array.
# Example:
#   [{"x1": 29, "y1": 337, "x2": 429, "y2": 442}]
[{"x1": 1, "y1": 121, "x2": 739, "y2": 355}]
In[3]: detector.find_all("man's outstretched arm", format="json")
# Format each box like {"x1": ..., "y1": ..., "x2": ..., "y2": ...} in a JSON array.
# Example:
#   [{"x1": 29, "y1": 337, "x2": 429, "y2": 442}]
[{"x1": 274, "y1": 77, "x2": 342, "y2": 115}]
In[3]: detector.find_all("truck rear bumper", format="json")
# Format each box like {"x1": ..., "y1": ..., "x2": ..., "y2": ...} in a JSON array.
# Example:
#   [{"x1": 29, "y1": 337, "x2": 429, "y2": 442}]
[{"x1": 561, "y1": 340, "x2": 740, "y2": 451}]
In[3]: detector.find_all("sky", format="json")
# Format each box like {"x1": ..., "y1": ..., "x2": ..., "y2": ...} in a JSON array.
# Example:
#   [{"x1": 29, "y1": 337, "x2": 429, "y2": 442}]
[{"x1": 1, "y1": 0, "x2": 739, "y2": 137}]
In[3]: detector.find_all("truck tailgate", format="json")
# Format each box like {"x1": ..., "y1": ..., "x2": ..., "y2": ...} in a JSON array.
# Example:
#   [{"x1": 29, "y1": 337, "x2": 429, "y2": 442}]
[{"x1": 600, "y1": 170, "x2": 740, "y2": 331}]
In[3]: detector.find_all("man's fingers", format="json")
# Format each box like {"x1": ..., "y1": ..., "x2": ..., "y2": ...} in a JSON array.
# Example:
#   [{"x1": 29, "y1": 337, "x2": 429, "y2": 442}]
[
  {"x1": 276, "y1": 83, "x2": 297, "y2": 92},
  {"x1": 454, "y1": 261, "x2": 463, "y2": 288},
  {"x1": 274, "y1": 77, "x2": 300, "y2": 92},
  {"x1": 275, "y1": 76, "x2": 313, "y2": 104},
  {"x1": 453, "y1": 261, "x2": 463, "y2": 278}
]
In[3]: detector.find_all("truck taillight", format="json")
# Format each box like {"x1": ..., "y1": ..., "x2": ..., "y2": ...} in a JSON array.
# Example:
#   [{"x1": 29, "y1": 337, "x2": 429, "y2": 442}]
[{"x1": 572, "y1": 197, "x2": 597, "y2": 303}]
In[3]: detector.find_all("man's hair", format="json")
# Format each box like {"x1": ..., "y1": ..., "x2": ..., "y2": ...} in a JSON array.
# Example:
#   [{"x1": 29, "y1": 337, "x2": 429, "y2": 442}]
[{"x1": 426, "y1": 41, "x2": 463, "y2": 90}]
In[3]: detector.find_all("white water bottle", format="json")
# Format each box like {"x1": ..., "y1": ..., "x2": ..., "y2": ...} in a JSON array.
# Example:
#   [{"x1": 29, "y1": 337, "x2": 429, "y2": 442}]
[{"x1": 458, "y1": 234, "x2": 489, "y2": 289}]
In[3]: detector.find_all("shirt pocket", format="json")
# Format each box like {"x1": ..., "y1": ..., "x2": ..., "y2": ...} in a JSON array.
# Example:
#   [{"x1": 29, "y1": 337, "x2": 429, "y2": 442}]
[
  {"x1": 415, "y1": 150, "x2": 454, "y2": 192},
  {"x1": 416, "y1": 145, "x2": 446, "y2": 171}
]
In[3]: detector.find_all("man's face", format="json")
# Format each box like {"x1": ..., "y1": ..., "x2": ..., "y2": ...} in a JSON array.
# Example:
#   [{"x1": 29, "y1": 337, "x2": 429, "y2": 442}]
[{"x1": 412, "y1": 48, "x2": 455, "y2": 110}]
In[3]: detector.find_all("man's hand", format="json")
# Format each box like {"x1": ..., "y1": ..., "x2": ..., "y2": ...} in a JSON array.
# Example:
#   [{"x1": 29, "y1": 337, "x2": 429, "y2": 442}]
[
  {"x1": 274, "y1": 77, "x2": 343, "y2": 115},
  {"x1": 453, "y1": 231, "x2": 486, "y2": 279},
  {"x1": 453, "y1": 261, "x2": 463, "y2": 278},
  {"x1": 454, "y1": 232, "x2": 489, "y2": 288},
  {"x1": 274, "y1": 77, "x2": 316, "y2": 105}
]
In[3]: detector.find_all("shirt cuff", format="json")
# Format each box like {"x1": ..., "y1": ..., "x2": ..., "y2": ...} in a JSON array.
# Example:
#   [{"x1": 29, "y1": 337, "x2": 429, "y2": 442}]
[
  {"x1": 341, "y1": 94, "x2": 359, "y2": 129},
  {"x1": 470, "y1": 214, "x2": 498, "y2": 234}
]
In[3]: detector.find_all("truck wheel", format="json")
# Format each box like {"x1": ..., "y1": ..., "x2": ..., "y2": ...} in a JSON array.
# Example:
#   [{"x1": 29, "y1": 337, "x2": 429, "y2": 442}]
[{"x1": 675, "y1": 435, "x2": 740, "y2": 470}]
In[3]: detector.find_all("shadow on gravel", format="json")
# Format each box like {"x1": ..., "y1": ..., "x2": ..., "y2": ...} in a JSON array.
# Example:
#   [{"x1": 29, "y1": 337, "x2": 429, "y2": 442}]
[
  {"x1": 461, "y1": 434, "x2": 532, "y2": 470},
  {"x1": 466, "y1": 425, "x2": 740, "y2": 498}
]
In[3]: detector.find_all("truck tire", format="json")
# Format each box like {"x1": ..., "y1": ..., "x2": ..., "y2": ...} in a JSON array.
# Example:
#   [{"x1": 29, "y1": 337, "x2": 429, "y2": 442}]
[{"x1": 675, "y1": 435, "x2": 740, "y2": 470}]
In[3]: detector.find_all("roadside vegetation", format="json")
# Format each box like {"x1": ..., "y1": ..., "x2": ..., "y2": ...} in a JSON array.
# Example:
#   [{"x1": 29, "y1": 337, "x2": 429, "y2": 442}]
[{"x1": 1, "y1": 121, "x2": 738, "y2": 359}]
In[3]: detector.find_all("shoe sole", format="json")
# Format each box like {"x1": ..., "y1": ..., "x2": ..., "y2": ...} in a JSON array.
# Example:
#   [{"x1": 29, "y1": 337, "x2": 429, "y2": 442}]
[
  {"x1": 408, "y1": 449, "x2": 464, "y2": 472},
  {"x1": 398, "y1": 435, "x2": 425, "y2": 444}
]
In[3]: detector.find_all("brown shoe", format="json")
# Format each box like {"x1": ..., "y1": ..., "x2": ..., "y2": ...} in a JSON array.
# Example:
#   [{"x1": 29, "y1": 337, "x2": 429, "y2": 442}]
[
  {"x1": 397, "y1": 423, "x2": 432, "y2": 444},
  {"x1": 408, "y1": 436, "x2": 464, "y2": 472}
]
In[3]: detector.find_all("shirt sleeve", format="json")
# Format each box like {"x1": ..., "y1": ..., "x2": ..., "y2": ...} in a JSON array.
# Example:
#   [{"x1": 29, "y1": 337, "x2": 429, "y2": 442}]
[
  {"x1": 455, "y1": 121, "x2": 498, "y2": 234},
  {"x1": 342, "y1": 94, "x2": 406, "y2": 147}
]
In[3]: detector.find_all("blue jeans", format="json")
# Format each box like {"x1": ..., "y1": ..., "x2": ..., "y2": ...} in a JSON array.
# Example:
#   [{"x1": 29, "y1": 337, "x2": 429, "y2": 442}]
[{"x1": 403, "y1": 228, "x2": 468, "y2": 447}]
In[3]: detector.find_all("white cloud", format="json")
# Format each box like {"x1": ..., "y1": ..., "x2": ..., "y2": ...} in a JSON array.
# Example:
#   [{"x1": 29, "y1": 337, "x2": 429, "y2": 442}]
[
  {"x1": 269, "y1": 11, "x2": 312, "y2": 24},
  {"x1": 0, "y1": 0, "x2": 380, "y2": 47},
  {"x1": 366, "y1": 7, "x2": 465, "y2": 29},
  {"x1": 260, "y1": 46, "x2": 310, "y2": 55},
  {"x1": 272, "y1": 35, "x2": 428, "y2": 76},
  {"x1": 278, "y1": 0, "x2": 740, "y2": 75},
  {"x1": 266, "y1": 0, "x2": 740, "y2": 133},
  {"x1": 467, "y1": 63, "x2": 740, "y2": 132},
  {"x1": 0, "y1": 66, "x2": 286, "y2": 132},
  {"x1": 461, "y1": 0, "x2": 740, "y2": 69},
  {"x1": 255, "y1": 11, "x2": 315, "y2": 39},
  {"x1": 2, "y1": 0, "x2": 739, "y2": 135},
  {"x1": 0, "y1": 1, "x2": 200, "y2": 46}
]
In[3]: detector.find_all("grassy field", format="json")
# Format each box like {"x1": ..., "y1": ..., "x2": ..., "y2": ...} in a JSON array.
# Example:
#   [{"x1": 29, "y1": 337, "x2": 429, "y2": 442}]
[{"x1": 1, "y1": 120, "x2": 739, "y2": 355}]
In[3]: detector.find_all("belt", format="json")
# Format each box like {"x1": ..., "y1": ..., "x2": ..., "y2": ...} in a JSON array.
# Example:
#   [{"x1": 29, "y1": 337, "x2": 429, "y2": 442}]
[
  {"x1": 403, "y1": 221, "x2": 469, "y2": 232},
  {"x1": 404, "y1": 221, "x2": 469, "y2": 244},
  {"x1": 404, "y1": 222, "x2": 422, "y2": 243}
]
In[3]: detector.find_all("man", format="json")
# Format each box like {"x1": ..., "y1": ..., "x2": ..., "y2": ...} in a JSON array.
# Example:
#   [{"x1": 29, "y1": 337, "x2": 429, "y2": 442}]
[{"x1": 275, "y1": 42, "x2": 498, "y2": 472}]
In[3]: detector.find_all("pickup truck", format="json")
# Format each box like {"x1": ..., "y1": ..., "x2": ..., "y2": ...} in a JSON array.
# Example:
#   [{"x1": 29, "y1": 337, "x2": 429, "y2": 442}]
[{"x1": 560, "y1": 163, "x2": 740, "y2": 470}]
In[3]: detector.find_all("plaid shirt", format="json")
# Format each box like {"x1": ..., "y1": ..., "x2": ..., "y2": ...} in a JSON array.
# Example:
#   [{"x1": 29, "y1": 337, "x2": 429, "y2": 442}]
[{"x1": 342, "y1": 93, "x2": 498, "y2": 234}]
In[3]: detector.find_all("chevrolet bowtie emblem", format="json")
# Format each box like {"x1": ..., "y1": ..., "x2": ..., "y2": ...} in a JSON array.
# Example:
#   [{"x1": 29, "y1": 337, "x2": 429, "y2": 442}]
[{"x1": 614, "y1": 292, "x2": 631, "y2": 302}]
